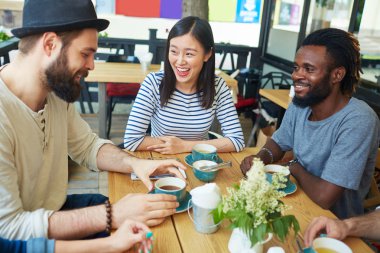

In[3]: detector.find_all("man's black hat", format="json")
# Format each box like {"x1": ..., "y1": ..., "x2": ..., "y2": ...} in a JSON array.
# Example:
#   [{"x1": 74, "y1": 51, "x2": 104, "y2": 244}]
[{"x1": 12, "y1": 0, "x2": 109, "y2": 38}]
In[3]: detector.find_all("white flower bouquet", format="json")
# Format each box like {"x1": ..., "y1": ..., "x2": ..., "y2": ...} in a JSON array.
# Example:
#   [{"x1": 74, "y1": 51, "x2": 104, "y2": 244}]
[{"x1": 212, "y1": 158, "x2": 300, "y2": 247}]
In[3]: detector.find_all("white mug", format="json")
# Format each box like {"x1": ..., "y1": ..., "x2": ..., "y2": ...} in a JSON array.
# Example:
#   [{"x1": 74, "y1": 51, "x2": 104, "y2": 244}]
[{"x1": 312, "y1": 237, "x2": 352, "y2": 253}]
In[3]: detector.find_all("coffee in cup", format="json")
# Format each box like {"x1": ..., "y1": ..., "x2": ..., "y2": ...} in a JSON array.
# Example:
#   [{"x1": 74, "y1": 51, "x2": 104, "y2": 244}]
[
  {"x1": 192, "y1": 144, "x2": 217, "y2": 162},
  {"x1": 155, "y1": 177, "x2": 187, "y2": 202},
  {"x1": 313, "y1": 237, "x2": 352, "y2": 253}
]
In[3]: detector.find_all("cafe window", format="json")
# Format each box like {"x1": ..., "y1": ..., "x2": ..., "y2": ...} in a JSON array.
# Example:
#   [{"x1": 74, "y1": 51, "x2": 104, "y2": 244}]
[
  {"x1": 261, "y1": 0, "x2": 357, "y2": 72},
  {"x1": 268, "y1": 0, "x2": 304, "y2": 61},
  {"x1": 355, "y1": 0, "x2": 380, "y2": 86},
  {"x1": 264, "y1": 0, "x2": 305, "y2": 69},
  {"x1": 353, "y1": 0, "x2": 380, "y2": 118},
  {"x1": 306, "y1": 0, "x2": 354, "y2": 34}
]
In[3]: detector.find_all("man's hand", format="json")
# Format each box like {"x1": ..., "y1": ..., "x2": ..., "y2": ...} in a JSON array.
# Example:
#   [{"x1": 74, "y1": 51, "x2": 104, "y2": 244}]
[
  {"x1": 304, "y1": 216, "x2": 349, "y2": 246},
  {"x1": 147, "y1": 136, "x2": 190, "y2": 154},
  {"x1": 131, "y1": 158, "x2": 186, "y2": 191},
  {"x1": 113, "y1": 193, "x2": 179, "y2": 227},
  {"x1": 240, "y1": 155, "x2": 255, "y2": 176}
]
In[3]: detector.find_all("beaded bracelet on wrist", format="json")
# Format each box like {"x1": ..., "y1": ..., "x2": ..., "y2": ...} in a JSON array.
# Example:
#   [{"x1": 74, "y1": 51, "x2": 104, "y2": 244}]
[
  {"x1": 105, "y1": 199, "x2": 112, "y2": 234},
  {"x1": 261, "y1": 147, "x2": 274, "y2": 164}
]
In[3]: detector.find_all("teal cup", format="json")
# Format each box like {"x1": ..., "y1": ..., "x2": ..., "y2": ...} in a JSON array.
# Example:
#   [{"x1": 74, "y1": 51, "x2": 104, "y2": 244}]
[
  {"x1": 192, "y1": 144, "x2": 218, "y2": 162},
  {"x1": 192, "y1": 160, "x2": 219, "y2": 182},
  {"x1": 154, "y1": 177, "x2": 187, "y2": 202}
]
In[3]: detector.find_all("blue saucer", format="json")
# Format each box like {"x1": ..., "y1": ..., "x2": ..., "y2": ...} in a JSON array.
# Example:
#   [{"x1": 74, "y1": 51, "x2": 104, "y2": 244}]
[
  {"x1": 303, "y1": 247, "x2": 317, "y2": 253},
  {"x1": 282, "y1": 181, "x2": 297, "y2": 195},
  {"x1": 176, "y1": 191, "x2": 192, "y2": 213},
  {"x1": 266, "y1": 173, "x2": 297, "y2": 195},
  {"x1": 149, "y1": 191, "x2": 192, "y2": 213},
  {"x1": 184, "y1": 154, "x2": 223, "y2": 168}
]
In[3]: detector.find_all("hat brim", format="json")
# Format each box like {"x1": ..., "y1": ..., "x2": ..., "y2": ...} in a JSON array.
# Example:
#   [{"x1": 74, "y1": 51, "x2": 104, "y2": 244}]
[{"x1": 11, "y1": 19, "x2": 110, "y2": 38}]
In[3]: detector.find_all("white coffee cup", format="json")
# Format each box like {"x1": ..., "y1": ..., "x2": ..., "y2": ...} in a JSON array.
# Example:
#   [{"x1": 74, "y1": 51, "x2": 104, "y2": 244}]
[
  {"x1": 312, "y1": 237, "x2": 352, "y2": 253},
  {"x1": 265, "y1": 164, "x2": 290, "y2": 180}
]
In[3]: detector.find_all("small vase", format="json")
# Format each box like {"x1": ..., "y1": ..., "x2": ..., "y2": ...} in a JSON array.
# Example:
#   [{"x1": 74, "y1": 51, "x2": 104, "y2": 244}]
[{"x1": 228, "y1": 228, "x2": 273, "y2": 253}]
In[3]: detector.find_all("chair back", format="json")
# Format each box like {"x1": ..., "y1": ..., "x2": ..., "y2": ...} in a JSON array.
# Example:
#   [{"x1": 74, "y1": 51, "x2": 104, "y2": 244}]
[
  {"x1": 235, "y1": 68, "x2": 262, "y2": 99},
  {"x1": 107, "y1": 55, "x2": 139, "y2": 63},
  {"x1": 260, "y1": 72, "x2": 292, "y2": 90},
  {"x1": 246, "y1": 71, "x2": 291, "y2": 147}
]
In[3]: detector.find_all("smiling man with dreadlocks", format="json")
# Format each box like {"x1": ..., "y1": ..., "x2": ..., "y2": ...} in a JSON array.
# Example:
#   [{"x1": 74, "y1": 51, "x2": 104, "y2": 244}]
[{"x1": 240, "y1": 28, "x2": 380, "y2": 219}]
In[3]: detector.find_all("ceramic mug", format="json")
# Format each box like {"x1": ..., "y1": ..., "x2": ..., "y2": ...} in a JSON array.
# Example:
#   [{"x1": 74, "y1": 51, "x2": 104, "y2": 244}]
[
  {"x1": 228, "y1": 228, "x2": 273, "y2": 253},
  {"x1": 192, "y1": 160, "x2": 218, "y2": 182},
  {"x1": 192, "y1": 144, "x2": 217, "y2": 162},
  {"x1": 154, "y1": 177, "x2": 186, "y2": 202},
  {"x1": 312, "y1": 237, "x2": 352, "y2": 253},
  {"x1": 264, "y1": 164, "x2": 290, "y2": 189}
]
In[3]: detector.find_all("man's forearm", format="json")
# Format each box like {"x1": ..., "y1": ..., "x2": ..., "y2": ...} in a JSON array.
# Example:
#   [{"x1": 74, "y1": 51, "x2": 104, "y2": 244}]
[
  {"x1": 96, "y1": 144, "x2": 136, "y2": 173},
  {"x1": 290, "y1": 163, "x2": 344, "y2": 209},
  {"x1": 344, "y1": 211, "x2": 380, "y2": 240},
  {"x1": 48, "y1": 205, "x2": 106, "y2": 239}
]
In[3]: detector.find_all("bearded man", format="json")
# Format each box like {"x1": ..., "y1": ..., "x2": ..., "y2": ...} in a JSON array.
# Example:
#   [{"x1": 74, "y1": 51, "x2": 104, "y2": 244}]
[
  {"x1": 240, "y1": 28, "x2": 379, "y2": 219},
  {"x1": 0, "y1": 0, "x2": 186, "y2": 240}
]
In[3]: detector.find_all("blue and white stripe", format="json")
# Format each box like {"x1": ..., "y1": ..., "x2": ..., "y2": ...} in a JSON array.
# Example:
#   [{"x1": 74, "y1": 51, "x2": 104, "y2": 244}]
[{"x1": 124, "y1": 71, "x2": 245, "y2": 151}]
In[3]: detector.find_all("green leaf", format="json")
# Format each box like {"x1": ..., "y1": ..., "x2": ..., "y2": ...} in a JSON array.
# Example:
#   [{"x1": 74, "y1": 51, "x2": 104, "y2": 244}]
[
  {"x1": 270, "y1": 215, "x2": 300, "y2": 242},
  {"x1": 212, "y1": 203, "x2": 224, "y2": 224},
  {"x1": 0, "y1": 32, "x2": 10, "y2": 42},
  {"x1": 272, "y1": 218, "x2": 286, "y2": 241}
]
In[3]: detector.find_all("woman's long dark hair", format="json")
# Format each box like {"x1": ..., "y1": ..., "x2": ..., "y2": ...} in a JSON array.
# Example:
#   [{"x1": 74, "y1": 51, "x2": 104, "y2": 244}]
[{"x1": 160, "y1": 16, "x2": 215, "y2": 108}]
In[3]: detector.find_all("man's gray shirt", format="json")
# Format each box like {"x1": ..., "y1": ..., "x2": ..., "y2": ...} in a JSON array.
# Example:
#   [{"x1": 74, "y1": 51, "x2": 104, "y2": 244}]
[{"x1": 272, "y1": 97, "x2": 380, "y2": 218}]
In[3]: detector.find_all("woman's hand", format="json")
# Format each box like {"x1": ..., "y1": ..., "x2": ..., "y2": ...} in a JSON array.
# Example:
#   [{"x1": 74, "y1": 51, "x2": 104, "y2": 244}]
[
  {"x1": 147, "y1": 136, "x2": 191, "y2": 154},
  {"x1": 109, "y1": 219, "x2": 153, "y2": 253}
]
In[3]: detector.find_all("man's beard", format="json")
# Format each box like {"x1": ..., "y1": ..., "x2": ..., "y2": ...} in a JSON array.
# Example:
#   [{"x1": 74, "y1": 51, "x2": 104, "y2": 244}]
[
  {"x1": 292, "y1": 74, "x2": 332, "y2": 108},
  {"x1": 44, "y1": 50, "x2": 88, "y2": 103}
]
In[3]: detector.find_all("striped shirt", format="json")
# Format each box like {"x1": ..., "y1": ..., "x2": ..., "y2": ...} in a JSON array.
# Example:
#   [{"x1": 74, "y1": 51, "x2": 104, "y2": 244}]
[{"x1": 123, "y1": 71, "x2": 245, "y2": 151}]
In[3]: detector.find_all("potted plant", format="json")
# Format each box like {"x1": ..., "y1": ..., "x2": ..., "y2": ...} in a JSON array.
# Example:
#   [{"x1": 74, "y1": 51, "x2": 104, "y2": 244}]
[{"x1": 212, "y1": 158, "x2": 300, "y2": 253}]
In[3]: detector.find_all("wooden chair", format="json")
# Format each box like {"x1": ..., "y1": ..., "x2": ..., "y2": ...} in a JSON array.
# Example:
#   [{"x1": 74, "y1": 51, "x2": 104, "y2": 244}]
[
  {"x1": 246, "y1": 72, "x2": 292, "y2": 147},
  {"x1": 364, "y1": 148, "x2": 380, "y2": 208},
  {"x1": 106, "y1": 55, "x2": 141, "y2": 138}
]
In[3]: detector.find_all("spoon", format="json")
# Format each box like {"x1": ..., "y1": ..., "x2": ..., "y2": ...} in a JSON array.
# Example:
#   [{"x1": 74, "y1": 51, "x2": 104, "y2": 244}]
[{"x1": 199, "y1": 161, "x2": 232, "y2": 172}]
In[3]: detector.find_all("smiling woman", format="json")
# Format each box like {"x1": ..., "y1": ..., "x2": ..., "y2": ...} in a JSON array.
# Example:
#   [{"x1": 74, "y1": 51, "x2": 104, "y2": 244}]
[{"x1": 123, "y1": 16, "x2": 245, "y2": 155}]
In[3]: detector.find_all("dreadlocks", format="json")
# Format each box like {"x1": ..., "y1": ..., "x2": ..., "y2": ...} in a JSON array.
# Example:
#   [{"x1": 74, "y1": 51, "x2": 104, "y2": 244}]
[{"x1": 301, "y1": 28, "x2": 362, "y2": 96}]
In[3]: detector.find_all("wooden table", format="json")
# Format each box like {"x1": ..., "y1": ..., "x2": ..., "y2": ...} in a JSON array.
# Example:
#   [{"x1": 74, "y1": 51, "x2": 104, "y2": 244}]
[
  {"x1": 85, "y1": 62, "x2": 238, "y2": 138},
  {"x1": 259, "y1": 89, "x2": 291, "y2": 109},
  {"x1": 108, "y1": 148, "x2": 373, "y2": 253}
]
